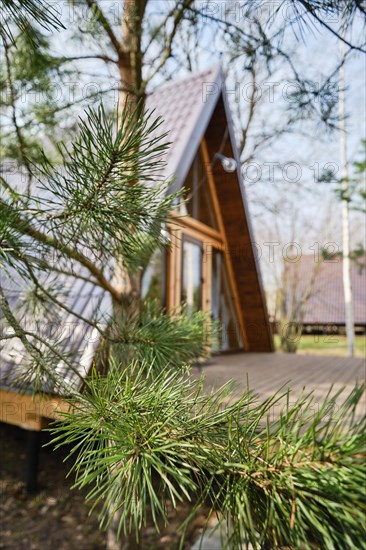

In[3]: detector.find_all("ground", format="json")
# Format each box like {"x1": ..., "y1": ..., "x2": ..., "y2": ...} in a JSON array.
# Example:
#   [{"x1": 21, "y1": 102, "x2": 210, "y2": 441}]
[
  {"x1": 274, "y1": 334, "x2": 366, "y2": 357},
  {"x1": 0, "y1": 423, "x2": 209, "y2": 550}
]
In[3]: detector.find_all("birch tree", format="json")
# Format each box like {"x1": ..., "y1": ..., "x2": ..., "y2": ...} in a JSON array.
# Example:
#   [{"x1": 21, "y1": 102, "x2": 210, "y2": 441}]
[{"x1": 339, "y1": 35, "x2": 355, "y2": 357}]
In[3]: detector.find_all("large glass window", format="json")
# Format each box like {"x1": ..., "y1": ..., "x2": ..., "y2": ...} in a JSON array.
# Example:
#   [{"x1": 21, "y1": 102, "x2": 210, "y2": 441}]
[
  {"x1": 141, "y1": 249, "x2": 166, "y2": 306},
  {"x1": 211, "y1": 249, "x2": 242, "y2": 351},
  {"x1": 180, "y1": 152, "x2": 219, "y2": 229},
  {"x1": 181, "y1": 238, "x2": 202, "y2": 314}
]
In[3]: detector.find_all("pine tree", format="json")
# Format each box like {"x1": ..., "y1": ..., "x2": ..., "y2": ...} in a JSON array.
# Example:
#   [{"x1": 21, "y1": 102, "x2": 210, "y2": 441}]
[{"x1": 1, "y1": 2, "x2": 366, "y2": 549}]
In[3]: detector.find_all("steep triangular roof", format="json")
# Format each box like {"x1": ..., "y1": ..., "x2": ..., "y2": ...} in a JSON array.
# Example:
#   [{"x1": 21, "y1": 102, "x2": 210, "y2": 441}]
[{"x1": 146, "y1": 65, "x2": 223, "y2": 189}]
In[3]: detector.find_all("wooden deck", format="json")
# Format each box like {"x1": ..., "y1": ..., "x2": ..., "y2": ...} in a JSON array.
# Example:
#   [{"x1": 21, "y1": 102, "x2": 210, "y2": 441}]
[
  {"x1": 194, "y1": 352, "x2": 366, "y2": 419},
  {"x1": 1, "y1": 352, "x2": 364, "y2": 431}
]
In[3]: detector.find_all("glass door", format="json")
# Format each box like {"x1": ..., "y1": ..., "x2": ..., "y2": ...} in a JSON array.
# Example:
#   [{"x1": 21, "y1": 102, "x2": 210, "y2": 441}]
[
  {"x1": 181, "y1": 237, "x2": 203, "y2": 315},
  {"x1": 211, "y1": 248, "x2": 243, "y2": 351}
]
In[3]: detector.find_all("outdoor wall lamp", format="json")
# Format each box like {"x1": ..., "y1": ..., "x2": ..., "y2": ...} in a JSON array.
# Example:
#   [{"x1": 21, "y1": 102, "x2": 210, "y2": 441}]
[{"x1": 214, "y1": 153, "x2": 237, "y2": 173}]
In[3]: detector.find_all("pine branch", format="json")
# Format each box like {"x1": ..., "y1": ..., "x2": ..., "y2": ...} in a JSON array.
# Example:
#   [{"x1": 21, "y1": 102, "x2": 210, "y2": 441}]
[
  {"x1": 24, "y1": 104, "x2": 178, "y2": 262},
  {"x1": 49, "y1": 363, "x2": 366, "y2": 549},
  {"x1": 83, "y1": 0, "x2": 126, "y2": 62},
  {"x1": 1, "y1": 101, "x2": 180, "y2": 302},
  {"x1": 296, "y1": 0, "x2": 366, "y2": 54},
  {"x1": 0, "y1": 0, "x2": 63, "y2": 45},
  {"x1": 108, "y1": 306, "x2": 215, "y2": 371},
  {"x1": 0, "y1": 199, "x2": 122, "y2": 302},
  {"x1": 0, "y1": 286, "x2": 84, "y2": 393}
]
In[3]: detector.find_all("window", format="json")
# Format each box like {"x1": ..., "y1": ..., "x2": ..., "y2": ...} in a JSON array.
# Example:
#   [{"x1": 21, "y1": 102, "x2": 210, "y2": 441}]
[
  {"x1": 181, "y1": 238, "x2": 203, "y2": 314},
  {"x1": 180, "y1": 151, "x2": 219, "y2": 229},
  {"x1": 141, "y1": 249, "x2": 166, "y2": 306}
]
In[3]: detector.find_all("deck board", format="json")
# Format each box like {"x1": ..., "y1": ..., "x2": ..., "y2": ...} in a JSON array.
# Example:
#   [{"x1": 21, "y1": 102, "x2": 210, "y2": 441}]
[{"x1": 193, "y1": 352, "x2": 366, "y2": 419}]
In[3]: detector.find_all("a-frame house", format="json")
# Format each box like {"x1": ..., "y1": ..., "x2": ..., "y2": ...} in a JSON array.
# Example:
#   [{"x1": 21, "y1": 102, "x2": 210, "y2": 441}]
[
  {"x1": 143, "y1": 65, "x2": 273, "y2": 352},
  {"x1": 0, "y1": 66, "x2": 273, "y2": 444}
]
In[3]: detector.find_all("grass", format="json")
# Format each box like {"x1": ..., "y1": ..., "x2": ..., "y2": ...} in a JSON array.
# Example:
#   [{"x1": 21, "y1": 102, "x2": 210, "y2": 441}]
[{"x1": 274, "y1": 334, "x2": 366, "y2": 358}]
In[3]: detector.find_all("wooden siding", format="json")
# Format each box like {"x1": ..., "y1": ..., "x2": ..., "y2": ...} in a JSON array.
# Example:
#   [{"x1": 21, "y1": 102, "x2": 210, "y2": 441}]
[
  {"x1": 204, "y1": 97, "x2": 273, "y2": 352},
  {"x1": 200, "y1": 139, "x2": 249, "y2": 349}
]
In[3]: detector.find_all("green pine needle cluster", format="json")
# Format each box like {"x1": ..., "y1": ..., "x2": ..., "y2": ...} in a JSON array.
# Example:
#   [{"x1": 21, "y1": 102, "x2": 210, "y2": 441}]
[
  {"x1": 108, "y1": 307, "x2": 215, "y2": 371},
  {"x1": 50, "y1": 364, "x2": 366, "y2": 549},
  {"x1": 0, "y1": 0, "x2": 63, "y2": 46},
  {"x1": 32, "y1": 104, "x2": 179, "y2": 262},
  {"x1": 1, "y1": 103, "x2": 178, "y2": 278}
]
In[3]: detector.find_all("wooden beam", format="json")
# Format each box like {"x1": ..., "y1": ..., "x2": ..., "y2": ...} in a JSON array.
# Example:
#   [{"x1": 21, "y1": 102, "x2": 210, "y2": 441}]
[
  {"x1": 200, "y1": 139, "x2": 250, "y2": 350},
  {"x1": 26, "y1": 430, "x2": 41, "y2": 494},
  {"x1": 165, "y1": 226, "x2": 182, "y2": 310},
  {"x1": 0, "y1": 389, "x2": 71, "y2": 431},
  {"x1": 202, "y1": 242, "x2": 212, "y2": 313},
  {"x1": 168, "y1": 221, "x2": 223, "y2": 251},
  {"x1": 169, "y1": 210, "x2": 223, "y2": 243},
  {"x1": 202, "y1": 98, "x2": 273, "y2": 351}
]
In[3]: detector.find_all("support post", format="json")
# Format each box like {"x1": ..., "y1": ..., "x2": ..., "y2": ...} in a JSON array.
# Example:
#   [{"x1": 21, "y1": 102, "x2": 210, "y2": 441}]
[{"x1": 25, "y1": 430, "x2": 40, "y2": 494}]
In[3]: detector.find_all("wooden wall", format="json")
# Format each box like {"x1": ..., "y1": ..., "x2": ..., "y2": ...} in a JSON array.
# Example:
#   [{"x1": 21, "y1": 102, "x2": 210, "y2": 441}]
[{"x1": 204, "y1": 97, "x2": 273, "y2": 352}]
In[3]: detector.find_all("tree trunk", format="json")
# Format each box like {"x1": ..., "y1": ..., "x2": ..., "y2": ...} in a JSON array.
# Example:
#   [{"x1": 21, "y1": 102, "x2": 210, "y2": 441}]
[
  {"x1": 106, "y1": 514, "x2": 129, "y2": 550},
  {"x1": 279, "y1": 318, "x2": 300, "y2": 353},
  {"x1": 339, "y1": 35, "x2": 355, "y2": 357},
  {"x1": 118, "y1": 0, "x2": 146, "y2": 113},
  {"x1": 106, "y1": 3, "x2": 148, "y2": 548},
  {"x1": 114, "y1": 0, "x2": 147, "y2": 300}
]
